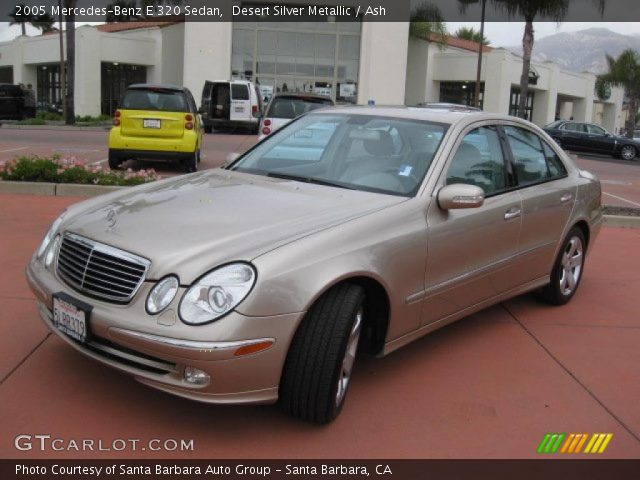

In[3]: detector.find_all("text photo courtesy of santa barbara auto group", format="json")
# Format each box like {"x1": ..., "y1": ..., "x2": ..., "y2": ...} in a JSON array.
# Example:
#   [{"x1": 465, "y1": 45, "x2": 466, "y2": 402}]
[{"x1": 0, "y1": 0, "x2": 639, "y2": 479}]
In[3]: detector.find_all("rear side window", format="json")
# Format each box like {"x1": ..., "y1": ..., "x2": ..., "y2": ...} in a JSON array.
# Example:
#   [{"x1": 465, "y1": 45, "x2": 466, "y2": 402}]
[
  {"x1": 231, "y1": 84, "x2": 249, "y2": 100},
  {"x1": 446, "y1": 126, "x2": 506, "y2": 196},
  {"x1": 541, "y1": 141, "x2": 568, "y2": 178},
  {"x1": 267, "y1": 97, "x2": 333, "y2": 120},
  {"x1": 503, "y1": 126, "x2": 550, "y2": 186},
  {"x1": 562, "y1": 122, "x2": 587, "y2": 133},
  {"x1": 121, "y1": 89, "x2": 187, "y2": 112}
]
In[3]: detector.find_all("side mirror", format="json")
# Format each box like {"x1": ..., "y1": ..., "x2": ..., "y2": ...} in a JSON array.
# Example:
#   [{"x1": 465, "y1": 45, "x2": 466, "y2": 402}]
[
  {"x1": 223, "y1": 152, "x2": 241, "y2": 168},
  {"x1": 438, "y1": 184, "x2": 485, "y2": 210}
]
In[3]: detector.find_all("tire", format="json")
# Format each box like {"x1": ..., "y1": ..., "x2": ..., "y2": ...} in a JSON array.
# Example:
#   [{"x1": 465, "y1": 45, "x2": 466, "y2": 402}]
[
  {"x1": 182, "y1": 150, "x2": 198, "y2": 173},
  {"x1": 537, "y1": 227, "x2": 586, "y2": 305},
  {"x1": 280, "y1": 283, "x2": 365, "y2": 424},
  {"x1": 108, "y1": 151, "x2": 122, "y2": 170},
  {"x1": 619, "y1": 145, "x2": 637, "y2": 161}
]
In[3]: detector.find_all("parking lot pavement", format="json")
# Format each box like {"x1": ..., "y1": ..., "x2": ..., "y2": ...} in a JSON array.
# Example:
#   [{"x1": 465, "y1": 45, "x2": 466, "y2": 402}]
[
  {"x1": 571, "y1": 154, "x2": 640, "y2": 208},
  {"x1": 0, "y1": 193, "x2": 639, "y2": 459}
]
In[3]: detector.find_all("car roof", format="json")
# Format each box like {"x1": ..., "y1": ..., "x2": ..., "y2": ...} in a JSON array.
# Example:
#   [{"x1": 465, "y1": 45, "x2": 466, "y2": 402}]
[
  {"x1": 316, "y1": 105, "x2": 501, "y2": 126},
  {"x1": 127, "y1": 83, "x2": 186, "y2": 92},
  {"x1": 270, "y1": 93, "x2": 333, "y2": 102}
]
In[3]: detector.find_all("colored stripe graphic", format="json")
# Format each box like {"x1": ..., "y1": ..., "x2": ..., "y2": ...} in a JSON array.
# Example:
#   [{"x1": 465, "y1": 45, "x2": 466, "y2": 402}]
[{"x1": 538, "y1": 433, "x2": 612, "y2": 454}]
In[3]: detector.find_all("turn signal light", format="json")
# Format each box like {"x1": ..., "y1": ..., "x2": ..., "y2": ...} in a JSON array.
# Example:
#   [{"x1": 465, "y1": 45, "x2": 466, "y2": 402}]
[
  {"x1": 263, "y1": 119, "x2": 271, "y2": 126},
  {"x1": 262, "y1": 127, "x2": 271, "y2": 135},
  {"x1": 234, "y1": 340, "x2": 274, "y2": 357},
  {"x1": 185, "y1": 114, "x2": 193, "y2": 122},
  {"x1": 185, "y1": 122, "x2": 194, "y2": 130},
  {"x1": 113, "y1": 118, "x2": 120, "y2": 126},
  {"x1": 114, "y1": 110, "x2": 121, "y2": 117}
]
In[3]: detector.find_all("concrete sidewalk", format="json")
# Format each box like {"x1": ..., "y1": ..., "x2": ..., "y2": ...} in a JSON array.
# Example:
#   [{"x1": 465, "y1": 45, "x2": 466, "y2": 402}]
[{"x1": 0, "y1": 193, "x2": 638, "y2": 459}]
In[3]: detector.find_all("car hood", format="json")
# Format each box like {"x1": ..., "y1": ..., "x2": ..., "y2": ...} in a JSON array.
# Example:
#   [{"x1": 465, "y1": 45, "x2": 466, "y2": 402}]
[{"x1": 62, "y1": 170, "x2": 405, "y2": 282}]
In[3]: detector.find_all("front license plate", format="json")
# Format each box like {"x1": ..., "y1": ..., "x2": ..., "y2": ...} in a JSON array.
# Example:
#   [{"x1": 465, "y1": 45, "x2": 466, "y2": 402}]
[
  {"x1": 143, "y1": 119, "x2": 161, "y2": 129},
  {"x1": 53, "y1": 295, "x2": 90, "y2": 343}
]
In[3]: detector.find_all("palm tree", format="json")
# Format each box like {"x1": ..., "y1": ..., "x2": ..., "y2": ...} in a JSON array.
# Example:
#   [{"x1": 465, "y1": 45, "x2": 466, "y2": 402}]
[
  {"x1": 492, "y1": 0, "x2": 605, "y2": 119},
  {"x1": 454, "y1": 26, "x2": 490, "y2": 45},
  {"x1": 9, "y1": 4, "x2": 34, "y2": 36},
  {"x1": 32, "y1": 14, "x2": 56, "y2": 33},
  {"x1": 457, "y1": 0, "x2": 489, "y2": 109},
  {"x1": 598, "y1": 49, "x2": 640, "y2": 139},
  {"x1": 409, "y1": 3, "x2": 448, "y2": 42}
]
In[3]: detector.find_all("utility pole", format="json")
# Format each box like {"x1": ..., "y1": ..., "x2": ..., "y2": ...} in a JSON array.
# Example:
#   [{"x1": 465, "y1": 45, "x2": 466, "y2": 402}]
[
  {"x1": 58, "y1": 0, "x2": 66, "y2": 119},
  {"x1": 474, "y1": 0, "x2": 486, "y2": 109}
]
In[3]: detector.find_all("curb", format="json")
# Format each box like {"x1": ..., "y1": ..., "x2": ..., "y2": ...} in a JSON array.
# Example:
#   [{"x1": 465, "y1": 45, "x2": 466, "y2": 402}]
[
  {"x1": 602, "y1": 215, "x2": 640, "y2": 229},
  {"x1": 0, "y1": 124, "x2": 111, "y2": 132},
  {"x1": 0, "y1": 181, "x2": 123, "y2": 197}
]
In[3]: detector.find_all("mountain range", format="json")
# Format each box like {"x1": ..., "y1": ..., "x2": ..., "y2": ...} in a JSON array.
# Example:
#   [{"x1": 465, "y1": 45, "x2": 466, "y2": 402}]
[{"x1": 506, "y1": 28, "x2": 640, "y2": 74}]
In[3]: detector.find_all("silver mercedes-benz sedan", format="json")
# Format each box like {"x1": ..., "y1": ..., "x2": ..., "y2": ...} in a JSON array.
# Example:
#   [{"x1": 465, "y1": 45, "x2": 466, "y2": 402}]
[{"x1": 27, "y1": 106, "x2": 602, "y2": 423}]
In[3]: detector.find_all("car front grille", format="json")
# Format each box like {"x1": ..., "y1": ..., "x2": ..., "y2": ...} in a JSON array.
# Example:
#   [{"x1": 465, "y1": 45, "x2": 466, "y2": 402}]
[{"x1": 56, "y1": 233, "x2": 150, "y2": 303}]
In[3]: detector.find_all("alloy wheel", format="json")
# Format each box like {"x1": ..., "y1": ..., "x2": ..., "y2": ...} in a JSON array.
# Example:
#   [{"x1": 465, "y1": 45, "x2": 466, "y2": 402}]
[
  {"x1": 621, "y1": 145, "x2": 636, "y2": 161},
  {"x1": 559, "y1": 236, "x2": 583, "y2": 296},
  {"x1": 335, "y1": 307, "x2": 363, "y2": 407}
]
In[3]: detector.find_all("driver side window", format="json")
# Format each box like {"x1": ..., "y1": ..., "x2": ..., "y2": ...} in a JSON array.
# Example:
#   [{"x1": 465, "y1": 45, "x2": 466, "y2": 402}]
[{"x1": 446, "y1": 126, "x2": 506, "y2": 196}]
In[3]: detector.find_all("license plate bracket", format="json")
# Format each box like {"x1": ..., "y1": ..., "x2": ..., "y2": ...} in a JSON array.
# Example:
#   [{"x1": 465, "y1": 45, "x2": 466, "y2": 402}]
[
  {"x1": 143, "y1": 119, "x2": 161, "y2": 129},
  {"x1": 52, "y1": 292, "x2": 93, "y2": 344}
]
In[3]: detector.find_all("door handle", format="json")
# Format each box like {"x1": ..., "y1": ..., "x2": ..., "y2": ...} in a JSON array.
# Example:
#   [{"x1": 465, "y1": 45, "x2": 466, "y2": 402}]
[
  {"x1": 560, "y1": 193, "x2": 573, "y2": 203},
  {"x1": 504, "y1": 207, "x2": 521, "y2": 220}
]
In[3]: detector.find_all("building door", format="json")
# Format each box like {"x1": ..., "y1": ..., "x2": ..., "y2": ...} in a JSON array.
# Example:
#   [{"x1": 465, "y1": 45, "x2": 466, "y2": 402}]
[{"x1": 101, "y1": 63, "x2": 146, "y2": 116}]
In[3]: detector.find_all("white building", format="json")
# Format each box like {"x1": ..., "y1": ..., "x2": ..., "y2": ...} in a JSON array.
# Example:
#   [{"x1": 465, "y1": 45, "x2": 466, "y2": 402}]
[{"x1": 0, "y1": 20, "x2": 624, "y2": 131}]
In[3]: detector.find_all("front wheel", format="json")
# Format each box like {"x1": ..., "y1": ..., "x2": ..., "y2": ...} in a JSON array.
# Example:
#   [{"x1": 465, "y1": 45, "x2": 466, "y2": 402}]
[
  {"x1": 537, "y1": 227, "x2": 586, "y2": 305},
  {"x1": 619, "y1": 145, "x2": 637, "y2": 161},
  {"x1": 279, "y1": 283, "x2": 365, "y2": 424}
]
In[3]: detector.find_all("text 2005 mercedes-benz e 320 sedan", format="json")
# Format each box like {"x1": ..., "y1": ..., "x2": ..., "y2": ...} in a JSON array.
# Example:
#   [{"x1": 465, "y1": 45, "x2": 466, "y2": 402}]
[{"x1": 27, "y1": 106, "x2": 602, "y2": 423}]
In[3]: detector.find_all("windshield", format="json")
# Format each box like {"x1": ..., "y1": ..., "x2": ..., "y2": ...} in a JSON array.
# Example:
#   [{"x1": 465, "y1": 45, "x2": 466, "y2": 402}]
[
  {"x1": 121, "y1": 89, "x2": 188, "y2": 112},
  {"x1": 266, "y1": 97, "x2": 334, "y2": 119},
  {"x1": 230, "y1": 113, "x2": 448, "y2": 196}
]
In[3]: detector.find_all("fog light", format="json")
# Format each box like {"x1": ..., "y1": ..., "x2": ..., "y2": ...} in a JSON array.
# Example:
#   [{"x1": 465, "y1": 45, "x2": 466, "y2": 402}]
[{"x1": 184, "y1": 366, "x2": 210, "y2": 386}]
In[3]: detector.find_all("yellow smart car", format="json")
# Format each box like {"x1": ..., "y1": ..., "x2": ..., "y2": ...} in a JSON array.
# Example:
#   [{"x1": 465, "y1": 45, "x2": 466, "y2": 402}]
[{"x1": 108, "y1": 84, "x2": 203, "y2": 172}]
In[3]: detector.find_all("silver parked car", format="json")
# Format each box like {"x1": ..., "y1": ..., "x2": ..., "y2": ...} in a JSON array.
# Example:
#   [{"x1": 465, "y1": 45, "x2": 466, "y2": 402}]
[{"x1": 27, "y1": 106, "x2": 602, "y2": 424}]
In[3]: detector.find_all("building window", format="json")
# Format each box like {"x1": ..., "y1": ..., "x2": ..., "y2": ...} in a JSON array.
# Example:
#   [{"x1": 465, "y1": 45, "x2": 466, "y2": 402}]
[
  {"x1": 36, "y1": 64, "x2": 63, "y2": 113},
  {"x1": 509, "y1": 87, "x2": 535, "y2": 121},
  {"x1": 101, "y1": 63, "x2": 147, "y2": 116},
  {"x1": 232, "y1": 18, "x2": 361, "y2": 104},
  {"x1": 439, "y1": 82, "x2": 484, "y2": 109}
]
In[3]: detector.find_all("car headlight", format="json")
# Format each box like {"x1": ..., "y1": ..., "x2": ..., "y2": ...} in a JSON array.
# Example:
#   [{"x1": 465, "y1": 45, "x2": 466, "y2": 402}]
[
  {"x1": 179, "y1": 263, "x2": 256, "y2": 325},
  {"x1": 44, "y1": 235, "x2": 61, "y2": 268},
  {"x1": 146, "y1": 276, "x2": 180, "y2": 315},
  {"x1": 37, "y1": 212, "x2": 65, "y2": 259}
]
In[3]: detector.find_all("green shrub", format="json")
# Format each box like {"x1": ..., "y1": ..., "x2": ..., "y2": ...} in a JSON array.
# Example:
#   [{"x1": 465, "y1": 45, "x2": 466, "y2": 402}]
[
  {"x1": 16, "y1": 117, "x2": 47, "y2": 125},
  {"x1": 0, "y1": 155, "x2": 160, "y2": 186},
  {"x1": 37, "y1": 111, "x2": 64, "y2": 121},
  {"x1": 75, "y1": 114, "x2": 111, "y2": 123}
]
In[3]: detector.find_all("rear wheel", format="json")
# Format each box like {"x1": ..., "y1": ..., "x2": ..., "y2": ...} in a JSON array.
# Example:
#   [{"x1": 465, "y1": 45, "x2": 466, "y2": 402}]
[
  {"x1": 279, "y1": 283, "x2": 365, "y2": 424},
  {"x1": 537, "y1": 227, "x2": 586, "y2": 305},
  {"x1": 108, "y1": 150, "x2": 122, "y2": 170},
  {"x1": 182, "y1": 150, "x2": 198, "y2": 173},
  {"x1": 620, "y1": 145, "x2": 637, "y2": 161}
]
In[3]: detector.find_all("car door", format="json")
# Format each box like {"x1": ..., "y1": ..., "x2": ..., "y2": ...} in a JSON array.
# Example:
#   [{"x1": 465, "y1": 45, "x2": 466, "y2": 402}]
[
  {"x1": 586, "y1": 124, "x2": 615, "y2": 155},
  {"x1": 502, "y1": 125, "x2": 576, "y2": 282},
  {"x1": 558, "y1": 122, "x2": 588, "y2": 151},
  {"x1": 230, "y1": 83, "x2": 250, "y2": 123},
  {"x1": 422, "y1": 124, "x2": 522, "y2": 326}
]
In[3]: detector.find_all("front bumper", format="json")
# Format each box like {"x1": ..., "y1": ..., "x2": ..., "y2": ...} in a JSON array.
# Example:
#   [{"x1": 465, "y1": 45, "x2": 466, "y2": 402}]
[{"x1": 26, "y1": 258, "x2": 302, "y2": 405}]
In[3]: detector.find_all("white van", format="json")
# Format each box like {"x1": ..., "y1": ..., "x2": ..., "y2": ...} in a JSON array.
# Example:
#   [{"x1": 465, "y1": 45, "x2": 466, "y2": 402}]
[{"x1": 200, "y1": 80, "x2": 263, "y2": 133}]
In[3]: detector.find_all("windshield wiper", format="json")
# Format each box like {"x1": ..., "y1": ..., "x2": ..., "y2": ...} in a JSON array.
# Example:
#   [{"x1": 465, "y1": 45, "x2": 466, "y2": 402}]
[{"x1": 267, "y1": 172, "x2": 355, "y2": 190}]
